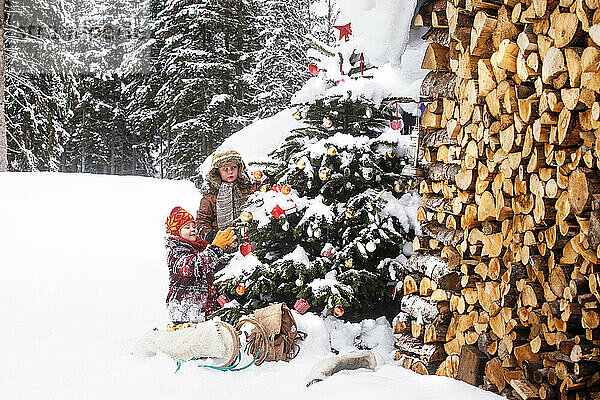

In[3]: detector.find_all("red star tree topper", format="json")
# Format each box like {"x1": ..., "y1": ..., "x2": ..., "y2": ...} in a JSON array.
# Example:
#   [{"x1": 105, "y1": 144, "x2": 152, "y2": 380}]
[{"x1": 334, "y1": 22, "x2": 352, "y2": 42}]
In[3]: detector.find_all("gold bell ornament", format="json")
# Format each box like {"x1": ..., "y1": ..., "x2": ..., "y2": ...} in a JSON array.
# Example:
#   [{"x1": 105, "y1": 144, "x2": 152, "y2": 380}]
[
  {"x1": 240, "y1": 211, "x2": 254, "y2": 223},
  {"x1": 319, "y1": 167, "x2": 331, "y2": 181},
  {"x1": 327, "y1": 146, "x2": 337, "y2": 156},
  {"x1": 293, "y1": 111, "x2": 302, "y2": 120},
  {"x1": 345, "y1": 208, "x2": 356, "y2": 219},
  {"x1": 296, "y1": 159, "x2": 306, "y2": 170},
  {"x1": 386, "y1": 150, "x2": 396, "y2": 159},
  {"x1": 345, "y1": 259, "x2": 353, "y2": 269}
]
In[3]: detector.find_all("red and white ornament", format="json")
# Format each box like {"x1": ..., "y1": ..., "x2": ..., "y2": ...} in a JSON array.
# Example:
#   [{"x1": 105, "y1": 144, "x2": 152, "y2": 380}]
[
  {"x1": 270, "y1": 198, "x2": 297, "y2": 220},
  {"x1": 217, "y1": 294, "x2": 230, "y2": 307},
  {"x1": 320, "y1": 243, "x2": 336, "y2": 259},
  {"x1": 294, "y1": 299, "x2": 310, "y2": 314}
]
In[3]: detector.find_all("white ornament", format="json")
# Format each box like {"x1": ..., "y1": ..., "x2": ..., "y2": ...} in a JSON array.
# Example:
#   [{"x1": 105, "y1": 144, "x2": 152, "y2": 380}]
[
  {"x1": 366, "y1": 241, "x2": 376, "y2": 252},
  {"x1": 362, "y1": 167, "x2": 373, "y2": 180},
  {"x1": 365, "y1": 107, "x2": 373, "y2": 118},
  {"x1": 307, "y1": 226, "x2": 314, "y2": 237},
  {"x1": 322, "y1": 117, "x2": 333, "y2": 129},
  {"x1": 295, "y1": 279, "x2": 303, "y2": 287},
  {"x1": 314, "y1": 228, "x2": 322, "y2": 239}
]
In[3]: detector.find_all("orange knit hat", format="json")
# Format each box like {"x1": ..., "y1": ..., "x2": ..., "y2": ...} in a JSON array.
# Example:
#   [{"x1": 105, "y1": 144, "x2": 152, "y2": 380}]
[{"x1": 165, "y1": 207, "x2": 195, "y2": 236}]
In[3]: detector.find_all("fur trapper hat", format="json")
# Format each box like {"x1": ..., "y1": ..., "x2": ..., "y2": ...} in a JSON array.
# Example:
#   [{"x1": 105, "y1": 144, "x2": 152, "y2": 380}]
[
  {"x1": 205, "y1": 149, "x2": 251, "y2": 193},
  {"x1": 211, "y1": 150, "x2": 243, "y2": 169}
]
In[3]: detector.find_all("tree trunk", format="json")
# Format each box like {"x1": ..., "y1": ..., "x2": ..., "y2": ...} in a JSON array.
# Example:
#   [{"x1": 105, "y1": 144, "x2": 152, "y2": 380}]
[{"x1": 0, "y1": 0, "x2": 7, "y2": 172}]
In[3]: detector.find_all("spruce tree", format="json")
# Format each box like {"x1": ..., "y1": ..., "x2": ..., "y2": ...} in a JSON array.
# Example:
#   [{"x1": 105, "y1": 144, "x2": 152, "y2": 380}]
[
  {"x1": 244, "y1": 0, "x2": 311, "y2": 119},
  {"x1": 5, "y1": 0, "x2": 68, "y2": 171},
  {"x1": 216, "y1": 34, "x2": 420, "y2": 321}
]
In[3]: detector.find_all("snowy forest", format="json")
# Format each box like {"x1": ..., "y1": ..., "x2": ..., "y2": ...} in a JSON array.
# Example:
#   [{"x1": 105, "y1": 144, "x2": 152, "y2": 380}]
[{"x1": 2, "y1": 0, "x2": 340, "y2": 182}]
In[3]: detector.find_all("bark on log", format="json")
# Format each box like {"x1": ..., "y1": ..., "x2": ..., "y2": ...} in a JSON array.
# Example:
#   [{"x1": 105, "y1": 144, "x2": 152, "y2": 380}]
[
  {"x1": 421, "y1": 72, "x2": 457, "y2": 99},
  {"x1": 395, "y1": 333, "x2": 447, "y2": 362},
  {"x1": 401, "y1": 294, "x2": 449, "y2": 325},
  {"x1": 457, "y1": 344, "x2": 489, "y2": 386},
  {"x1": 404, "y1": 253, "x2": 460, "y2": 289}
]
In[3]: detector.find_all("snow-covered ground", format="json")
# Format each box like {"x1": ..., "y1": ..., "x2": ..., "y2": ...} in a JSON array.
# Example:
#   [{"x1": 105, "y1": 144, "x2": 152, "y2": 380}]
[{"x1": 0, "y1": 172, "x2": 503, "y2": 400}]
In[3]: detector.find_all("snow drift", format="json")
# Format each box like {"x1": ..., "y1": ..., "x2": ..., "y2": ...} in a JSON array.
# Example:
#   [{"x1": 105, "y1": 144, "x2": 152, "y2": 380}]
[{"x1": 0, "y1": 172, "x2": 503, "y2": 400}]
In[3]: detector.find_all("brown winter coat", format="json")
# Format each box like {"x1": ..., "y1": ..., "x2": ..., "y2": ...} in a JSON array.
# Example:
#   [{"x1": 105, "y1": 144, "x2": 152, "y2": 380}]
[{"x1": 196, "y1": 182, "x2": 261, "y2": 241}]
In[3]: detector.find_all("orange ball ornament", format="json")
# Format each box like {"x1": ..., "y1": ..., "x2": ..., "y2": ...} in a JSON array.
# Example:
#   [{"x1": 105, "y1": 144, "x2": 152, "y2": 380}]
[
  {"x1": 253, "y1": 170, "x2": 264, "y2": 180},
  {"x1": 260, "y1": 184, "x2": 269, "y2": 192},
  {"x1": 333, "y1": 305, "x2": 344, "y2": 317},
  {"x1": 236, "y1": 284, "x2": 246, "y2": 296},
  {"x1": 281, "y1": 185, "x2": 291, "y2": 195}
]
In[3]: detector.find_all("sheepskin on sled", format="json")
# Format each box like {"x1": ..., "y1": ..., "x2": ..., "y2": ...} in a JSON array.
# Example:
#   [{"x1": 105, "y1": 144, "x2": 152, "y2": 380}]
[{"x1": 134, "y1": 320, "x2": 234, "y2": 361}]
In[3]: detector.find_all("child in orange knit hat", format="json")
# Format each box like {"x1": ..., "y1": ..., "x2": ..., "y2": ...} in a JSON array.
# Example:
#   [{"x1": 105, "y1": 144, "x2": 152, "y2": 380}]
[{"x1": 165, "y1": 206, "x2": 236, "y2": 324}]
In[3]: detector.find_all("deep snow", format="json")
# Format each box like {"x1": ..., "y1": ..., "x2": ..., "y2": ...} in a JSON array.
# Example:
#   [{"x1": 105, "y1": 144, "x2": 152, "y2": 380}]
[{"x1": 0, "y1": 172, "x2": 504, "y2": 400}]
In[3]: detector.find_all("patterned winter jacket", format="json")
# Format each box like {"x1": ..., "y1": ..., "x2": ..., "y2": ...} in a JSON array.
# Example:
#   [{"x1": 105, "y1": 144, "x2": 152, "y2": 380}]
[{"x1": 165, "y1": 235, "x2": 224, "y2": 318}]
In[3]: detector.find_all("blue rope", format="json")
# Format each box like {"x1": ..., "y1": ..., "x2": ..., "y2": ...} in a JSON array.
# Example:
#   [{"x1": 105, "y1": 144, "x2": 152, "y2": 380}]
[{"x1": 175, "y1": 346, "x2": 261, "y2": 373}]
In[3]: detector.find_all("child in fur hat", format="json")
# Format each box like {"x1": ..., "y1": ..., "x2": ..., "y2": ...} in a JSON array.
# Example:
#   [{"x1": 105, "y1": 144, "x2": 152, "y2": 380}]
[
  {"x1": 196, "y1": 150, "x2": 260, "y2": 251},
  {"x1": 165, "y1": 206, "x2": 236, "y2": 323}
]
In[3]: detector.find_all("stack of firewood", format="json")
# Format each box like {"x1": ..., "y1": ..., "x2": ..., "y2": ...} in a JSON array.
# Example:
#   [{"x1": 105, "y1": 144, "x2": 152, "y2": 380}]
[{"x1": 393, "y1": 0, "x2": 600, "y2": 399}]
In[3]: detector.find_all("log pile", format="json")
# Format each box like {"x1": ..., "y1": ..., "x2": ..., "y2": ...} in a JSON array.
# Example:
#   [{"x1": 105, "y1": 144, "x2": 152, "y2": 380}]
[{"x1": 395, "y1": 0, "x2": 600, "y2": 398}]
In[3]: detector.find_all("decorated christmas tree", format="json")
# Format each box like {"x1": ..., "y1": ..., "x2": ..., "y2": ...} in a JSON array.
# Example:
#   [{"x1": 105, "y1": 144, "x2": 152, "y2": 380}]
[{"x1": 215, "y1": 19, "x2": 423, "y2": 321}]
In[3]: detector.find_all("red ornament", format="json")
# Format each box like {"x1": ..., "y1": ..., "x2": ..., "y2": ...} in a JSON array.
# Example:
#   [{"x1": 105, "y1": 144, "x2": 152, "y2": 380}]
[
  {"x1": 270, "y1": 199, "x2": 297, "y2": 220},
  {"x1": 333, "y1": 305, "x2": 345, "y2": 317},
  {"x1": 236, "y1": 284, "x2": 246, "y2": 296},
  {"x1": 320, "y1": 243, "x2": 336, "y2": 259},
  {"x1": 391, "y1": 103, "x2": 403, "y2": 131},
  {"x1": 335, "y1": 78, "x2": 345, "y2": 85},
  {"x1": 391, "y1": 120, "x2": 403, "y2": 131},
  {"x1": 334, "y1": 23, "x2": 352, "y2": 42},
  {"x1": 309, "y1": 64, "x2": 320, "y2": 75},
  {"x1": 360, "y1": 53, "x2": 364, "y2": 75},
  {"x1": 253, "y1": 170, "x2": 264, "y2": 180},
  {"x1": 240, "y1": 242, "x2": 252, "y2": 256},
  {"x1": 294, "y1": 299, "x2": 310, "y2": 314},
  {"x1": 217, "y1": 294, "x2": 230, "y2": 307},
  {"x1": 392, "y1": 281, "x2": 403, "y2": 300}
]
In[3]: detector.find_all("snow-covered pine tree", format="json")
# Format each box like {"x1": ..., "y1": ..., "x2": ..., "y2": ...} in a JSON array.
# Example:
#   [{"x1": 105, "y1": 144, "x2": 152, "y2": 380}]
[
  {"x1": 120, "y1": 0, "x2": 168, "y2": 177},
  {"x1": 153, "y1": 0, "x2": 255, "y2": 181},
  {"x1": 215, "y1": 33, "x2": 421, "y2": 321},
  {"x1": 243, "y1": 0, "x2": 311, "y2": 119},
  {"x1": 0, "y1": 0, "x2": 7, "y2": 172},
  {"x1": 5, "y1": 0, "x2": 69, "y2": 171},
  {"x1": 309, "y1": 0, "x2": 339, "y2": 45},
  {"x1": 60, "y1": 0, "x2": 143, "y2": 174}
]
